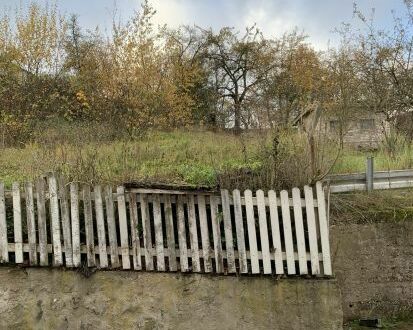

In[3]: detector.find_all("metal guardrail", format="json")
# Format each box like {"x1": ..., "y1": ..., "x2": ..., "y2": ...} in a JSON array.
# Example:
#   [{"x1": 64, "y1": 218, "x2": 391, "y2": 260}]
[{"x1": 325, "y1": 157, "x2": 413, "y2": 193}]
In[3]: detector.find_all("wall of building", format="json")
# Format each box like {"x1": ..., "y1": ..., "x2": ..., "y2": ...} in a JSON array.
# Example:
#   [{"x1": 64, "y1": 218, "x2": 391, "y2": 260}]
[{"x1": 0, "y1": 267, "x2": 343, "y2": 330}]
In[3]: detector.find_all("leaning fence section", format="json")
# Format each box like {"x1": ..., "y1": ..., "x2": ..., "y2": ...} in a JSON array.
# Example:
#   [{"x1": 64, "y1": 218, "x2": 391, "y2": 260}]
[{"x1": 0, "y1": 177, "x2": 332, "y2": 276}]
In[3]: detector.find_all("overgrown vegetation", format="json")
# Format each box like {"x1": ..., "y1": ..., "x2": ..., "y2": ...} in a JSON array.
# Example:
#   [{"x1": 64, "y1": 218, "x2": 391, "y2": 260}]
[
  {"x1": 0, "y1": 124, "x2": 336, "y2": 189},
  {"x1": 1, "y1": 1, "x2": 413, "y2": 188},
  {"x1": 0, "y1": 122, "x2": 411, "y2": 190},
  {"x1": 346, "y1": 315, "x2": 413, "y2": 330},
  {"x1": 330, "y1": 189, "x2": 413, "y2": 224}
]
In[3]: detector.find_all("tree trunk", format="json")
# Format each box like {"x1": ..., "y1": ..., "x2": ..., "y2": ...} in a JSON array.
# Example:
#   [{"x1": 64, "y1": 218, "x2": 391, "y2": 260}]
[
  {"x1": 234, "y1": 102, "x2": 241, "y2": 135},
  {"x1": 309, "y1": 135, "x2": 317, "y2": 180}
]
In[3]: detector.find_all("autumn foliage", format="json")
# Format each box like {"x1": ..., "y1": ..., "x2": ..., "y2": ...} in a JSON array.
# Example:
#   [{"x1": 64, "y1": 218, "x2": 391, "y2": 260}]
[{"x1": 1, "y1": 0, "x2": 413, "y2": 147}]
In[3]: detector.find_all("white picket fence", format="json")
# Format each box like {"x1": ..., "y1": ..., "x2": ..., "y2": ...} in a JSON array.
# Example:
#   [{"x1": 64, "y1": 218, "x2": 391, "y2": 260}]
[{"x1": 0, "y1": 177, "x2": 332, "y2": 276}]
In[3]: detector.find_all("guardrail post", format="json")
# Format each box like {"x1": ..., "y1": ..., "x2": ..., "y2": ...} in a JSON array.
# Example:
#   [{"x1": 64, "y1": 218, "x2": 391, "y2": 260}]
[{"x1": 366, "y1": 156, "x2": 374, "y2": 192}]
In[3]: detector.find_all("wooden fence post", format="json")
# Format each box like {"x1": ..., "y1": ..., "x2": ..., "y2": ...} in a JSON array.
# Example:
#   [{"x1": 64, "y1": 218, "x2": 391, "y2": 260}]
[{"x1": 366, "y1": 156, "x2": 374, "y2": 192}]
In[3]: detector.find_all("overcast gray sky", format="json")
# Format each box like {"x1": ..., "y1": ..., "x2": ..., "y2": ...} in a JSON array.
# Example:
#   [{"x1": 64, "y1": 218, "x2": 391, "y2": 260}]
[{"x1": 0, "y1": 0, "x2": 407, "y2": 49}]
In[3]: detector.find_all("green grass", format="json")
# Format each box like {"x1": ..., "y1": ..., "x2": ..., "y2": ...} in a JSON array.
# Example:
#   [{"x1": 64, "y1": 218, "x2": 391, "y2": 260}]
[
  {"x1": 0, "y1": 129, "x2": 262, "y2": 188},
  {"x1": 331, "y1": 189, "x2": 413, "y2": 224},
  {"x1": 0, "y1": 125, "x2": 412, "y2": 189},
  {"x1": 333, "y1": 147, "x2": 413, "y2": 174}
]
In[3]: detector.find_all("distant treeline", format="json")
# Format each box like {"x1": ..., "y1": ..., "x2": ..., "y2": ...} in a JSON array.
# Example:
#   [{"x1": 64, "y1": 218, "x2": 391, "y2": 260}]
[{"x1": 1, "y1": 0, "x2": 413, "y2": 145}]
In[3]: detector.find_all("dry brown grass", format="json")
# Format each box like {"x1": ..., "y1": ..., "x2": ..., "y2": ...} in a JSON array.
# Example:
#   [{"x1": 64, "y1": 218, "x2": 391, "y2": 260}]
[{"x1": 330, "y1": 189, "x2": 413, "y2": 224}]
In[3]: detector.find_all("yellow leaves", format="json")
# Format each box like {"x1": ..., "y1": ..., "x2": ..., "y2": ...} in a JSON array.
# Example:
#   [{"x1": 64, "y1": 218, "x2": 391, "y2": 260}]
[
  {"x1": 289, "y1": 45, "x2": 322, "y2": 95},
  {"x1": 14, "y1": 2, "x2": 66, "y2": 74},
  {"x1": 75, "y1": 90, "x2": 90, "y2": 109},
  {"x1": 0, "y1": 112, "x2": 32, "y2": 146}
]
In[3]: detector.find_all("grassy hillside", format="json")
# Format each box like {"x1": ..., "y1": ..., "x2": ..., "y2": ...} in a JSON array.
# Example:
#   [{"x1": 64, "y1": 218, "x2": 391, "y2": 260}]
[
  {"x1": 0, "y1": 123, "x2": 412, "y2": 189},
  {"x1": 0, "y1": 129, "x2": 261, "y2": 188}
]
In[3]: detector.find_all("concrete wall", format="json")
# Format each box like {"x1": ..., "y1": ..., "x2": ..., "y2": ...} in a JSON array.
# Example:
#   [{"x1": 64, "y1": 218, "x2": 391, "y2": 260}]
[
  {"x1": 331, "y1": 219, "x2": 413, "y2": 321},
  {"x1": 1, "y1": 210, "x2": 412, "y2": 328},
  {"x1": 0, "y1": 267, "x2": 343, "y2": 330}
]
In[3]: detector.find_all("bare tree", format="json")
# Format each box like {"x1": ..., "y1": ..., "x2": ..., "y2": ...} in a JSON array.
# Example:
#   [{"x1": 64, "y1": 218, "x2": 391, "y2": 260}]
[{"x1": 200, "y1": 26, "x2": 278, "y2": 133}]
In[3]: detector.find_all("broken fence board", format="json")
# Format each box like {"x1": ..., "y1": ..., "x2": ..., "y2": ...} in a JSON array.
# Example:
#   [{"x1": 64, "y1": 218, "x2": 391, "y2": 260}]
[
  {"x1": 152, "y1": 193, "x2": 165, "y2": 271},
  {"x1": 210, "y1": 195, "x2": 224, "y2": 273},
  {"x1": 0, "y1": 183, "x2": 8, "y2": 263},
  {"x1": 105, "y1": 186, "x2": 120, "y2": 268},
  {"x1": 177, "y1": 195, "x2": 189, "y2": 272},
  {"x1": 83, "y1": 185, "x2": 95, "y2": 267},
  {"x1": 36, "y1": 179, "x2": 48, "y2": 266},
  {"x1": 94, "y1": 185, "x2": 108, "y2": 268},
  {"x1": 12, "y1": 183, "x2": 23, "y2": 264},
  {"x1": 245, "y1": 190, "x2": 259, "y2": 274},
  {"x1": 164, "y1": 194, "x2": 177, "y2": 271},
  {"x1": 49, "y1": 177, "x2": 63, "y2": 266},
  {"x1": 140, "y1": 193, "x2": 154, "y2": 271},
  {"x1": 25, "y1": 182, "x2": 37, "y2": 265},
  {"x1": 316, "y1": 182, "x2": 332, "y2": 276},
  {"x1": 221, "y1": 190, "x2": 236, "y2": 274},
  {"x1": 187, "y1": 194, "x2": 200, "y2": 272},
  {"x1": 304, "y1": 185, "x2": 320, "y2": 275},
  {"x1": 292, "y1": 187, "x2": 308, "y2": 275},
  {"x1": 268, "y1": 190, "x2": 283, "y2": 275},
  {"x1": 129, "y1": 193, "x2": 142, "y2": 270},
  {"x1": 233, "y1": 189, "x2": 247, "y2": 274},
  {"x1": 59, "y1": 178, "x2": 73, "y2": 267},
  {"x1": 117, "y1": 186, "x2": 131, "y2": 270},
  {"x1": 280, "y1": 190, "x2": 295, "y2": 275},
  {"x1": 257, "y1": 190, "x2": 271, "y2": 274},
  {"x1": 198, "y1": 194, "x2": 212, "y2": 273},
  {"x1": 70, "y1": 183, "x2": 81, "y2": 267}
]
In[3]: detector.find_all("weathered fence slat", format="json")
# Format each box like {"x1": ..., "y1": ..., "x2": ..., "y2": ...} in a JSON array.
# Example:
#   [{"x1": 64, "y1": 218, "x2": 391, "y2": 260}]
[
  {"x1": 49, "y1": 177, "x2": 63, "y2": 266},
  {"x1": 257, "y1": 190, "x2": 271, "y2": 274},
  {"x1": 117, "y1": 186, "x2": 131, "y2": 270},
  {"x1": 292, "y1": 187, "x2": 308, "y2": 275},
  {"x1": 25, "y1": 182, "x2": 37, "y2": 265},
  {"x1": 105, "y1": 186, "x2": 120, "y2": 268},
  {"x1": 83, "y1": 185, "x2": 95, "y2": 267},
  {"x1": 198, "y1": 195, "x2": 212, "y2": 273},
  {"x1": 316, "y1": 182, "x2": 332, "y2": 276},
  {"x1": 221, "y1": 189, "x2": 236, "y2": 274},
  {"x1": 304, "y1": 185, "x2": 320, "y2": 275},
  {"x1": 177, "y1": 195, "x2": 189, "y2": 272},
  {"x1": 210, "y1": 195, "x2": 223, "y2": 273},
  {"x1": 141, "y1": 193, "x2": 153, "y2": 271},
  {"x1": 0, "y1": 183, "x2": 8, "y2": 263},
  {"x1": 95, "y1": 185, "x2": 108, "y2": 268},
  {"x1": 36, "y1": 179, "x2": 48, "y2": 266},
  {"x1": 280, "y1": 190, "x2": 295, "y2": 275},
  {"x1": 70, "y1": 183, "x2": 81, "y2": 267},
  {"x1": 233, "y1": 189, "x2": 247, "y2": 274},
  {"x1": 164, "y1": 194, "x2": 177, "y2": 271},
  {"x1": 129, "y1": 193, "x2": 142, "y2": 270},
  {"x1": 59, "y1": 179, "x2": 73, "y2": 267},
  {"x1": 187, "y1": 195, "x2": 200, "y2": 272},
  {"x1": 12, "y1": 183, "x2": 23, "y2": 263},
  {"x1": 152, "y1": 193, "x2": 165, "y2": 271},
  {"x1": 268, "y1": 190, "x2": 283, "y2": 274},
  {"x1": 245, "y1": 190, "x2": 259, "y2": 274}
]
